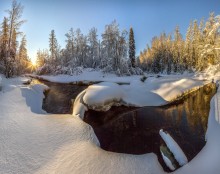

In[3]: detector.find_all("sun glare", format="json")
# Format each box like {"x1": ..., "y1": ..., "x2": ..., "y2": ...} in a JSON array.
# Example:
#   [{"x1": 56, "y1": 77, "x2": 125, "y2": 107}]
[{"x1": 31, "y1": 57, "x2": 37, "y2": 67}]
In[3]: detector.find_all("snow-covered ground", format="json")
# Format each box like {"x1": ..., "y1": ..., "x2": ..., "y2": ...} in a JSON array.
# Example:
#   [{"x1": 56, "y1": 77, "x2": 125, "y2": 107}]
[
  {"x1": 73, "y1": 73, "x2": 208, "y2": 118},
  {"x1": 1, "y1": 68, "x2": 220, "y2": 174}
]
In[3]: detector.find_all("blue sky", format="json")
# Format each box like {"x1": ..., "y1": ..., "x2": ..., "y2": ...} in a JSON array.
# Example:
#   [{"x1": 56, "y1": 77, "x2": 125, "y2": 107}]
[{"x1": 1, "y1": 0, "x2": 220, "y2": 62}]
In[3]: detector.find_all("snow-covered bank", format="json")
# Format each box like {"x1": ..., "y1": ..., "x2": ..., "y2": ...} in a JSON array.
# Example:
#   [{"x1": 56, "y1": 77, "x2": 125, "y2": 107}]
[
  {"x1": 0, "y1": 75, "x2": 164, "y2": 174},
  {"x1": 28, "y1": 68, "x2": 141, "y2": 84},
  {"x1": 174, "y1": 86, "x2": 220, "y2": 174},
  {"x1": 1, "y1": 72, "x2": 220, "y2": 174},
  {"x1": 73, "y1": 75, "x2": 208, "y2": 118}
]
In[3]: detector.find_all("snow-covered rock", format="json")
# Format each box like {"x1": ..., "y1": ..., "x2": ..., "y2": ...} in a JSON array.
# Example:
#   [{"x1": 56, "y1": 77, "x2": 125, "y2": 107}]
[
  {"x1": 83, "y1": 82, "x2": 123, "y2": 111},
  {"x1": 161, "y1": 150, "x2": 176, "y2": 171},
  {"x1": 159, "y1": 129, "x2": 188, "y2": 166}
]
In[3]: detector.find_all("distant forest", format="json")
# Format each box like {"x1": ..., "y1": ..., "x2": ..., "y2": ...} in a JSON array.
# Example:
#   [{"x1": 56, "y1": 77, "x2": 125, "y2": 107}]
[
  {"x1": 0, "y1": 0, "x2": 220, "y2": 78},
  {"x1": 139, "y1": 13, "x2": 220, "y2": 74}
]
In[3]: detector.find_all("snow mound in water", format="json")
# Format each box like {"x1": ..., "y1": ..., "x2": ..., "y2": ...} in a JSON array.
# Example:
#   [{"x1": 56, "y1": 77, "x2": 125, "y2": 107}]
[
  {"x1": 161, "y1": 151, "x2": 175, "y2": 171},
  {"x1": 73, "y1": 76, "x2": 205, "y2": 116},
  {"x1": 159, "y1": 129, "x2": 188, "y2": 166},
  {"x1": 83, "y1": 82, "x2": 123, "y2": 111}
]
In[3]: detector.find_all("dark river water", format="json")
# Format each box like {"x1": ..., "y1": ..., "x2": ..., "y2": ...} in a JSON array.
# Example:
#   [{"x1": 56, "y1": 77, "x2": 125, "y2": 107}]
[
  {"x1": 31, "y1": 79, "x2": 216, "y2": 172},
  {"x1": 84, "y1": 83, "x2": 216, "y2": 171},
  {"x1": 31, "y1": 79, "x2": 88, "y2": 114}
]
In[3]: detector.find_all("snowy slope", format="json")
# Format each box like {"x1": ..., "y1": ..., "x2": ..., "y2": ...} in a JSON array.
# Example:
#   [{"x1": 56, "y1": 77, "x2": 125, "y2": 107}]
[
  {"x1": 1, "y1": 72, "x2": 220, "y2": 174},
  {"x1": 0, "y1": 76, "x2": 164, "y2": 174}
]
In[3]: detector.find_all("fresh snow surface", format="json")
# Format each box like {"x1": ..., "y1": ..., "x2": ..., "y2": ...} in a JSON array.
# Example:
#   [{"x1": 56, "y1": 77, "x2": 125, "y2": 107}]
[
  {"x1": 30, "y1": 68, "x2": 141, "y2": 84},
  {"x1": 83, "y1": 82, "x2": 123, "y2": 111},
  {"x1": 1, "y1": 69, "x2": 220, "y2": 174},
  {"x1": 73, "y1": 74, "x2": 206, "y2": 117},
  {"x1": 0, "y1": 75, "x2": 164, "y2": 174},
  {"x1": 161, "y1": 151, "x2": 175, "y2": 171},
  {"x1": 159, "y1": 129, "x2": 188, "y2": 166}
]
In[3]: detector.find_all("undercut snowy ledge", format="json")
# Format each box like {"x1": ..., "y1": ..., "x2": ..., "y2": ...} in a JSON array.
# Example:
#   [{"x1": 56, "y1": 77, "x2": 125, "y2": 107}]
[
  {"x1": 72, "y1": 77, "x2": 209, "y2": 119},
  {"x1": 83, "y1": 82, "x2": 124, "y2": 111},
  {"x1": 159, "y1": 129, "x2": 188, "y2": 166}
]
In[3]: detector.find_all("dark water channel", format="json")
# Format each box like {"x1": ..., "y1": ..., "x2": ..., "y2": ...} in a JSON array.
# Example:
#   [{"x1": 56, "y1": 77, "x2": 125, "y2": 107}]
[
  {"x1": 84, "y1": 83, "x2": 216, "y2": 171},
  {"x1": 31, "y1": 79, "x2": 88, "y2": 114},
  {"x1": 31, "y1": 79, "x2": 216, "y2": 172}
]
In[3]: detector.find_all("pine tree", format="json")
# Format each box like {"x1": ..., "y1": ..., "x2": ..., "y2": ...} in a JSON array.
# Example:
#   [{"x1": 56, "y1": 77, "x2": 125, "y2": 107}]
[
  {"x1": 49, "y1": 30, "x2": 58, "y2": 65},
  {"x1": 7, "y1": 0, "x2": 25, "y2": 57},
  {"x1": 173, "y1": 26, "x2": 183, "y2": 72},
  {"x1": 3, "y1": 0, "x2": 26, "y2": 77},
  {"x1": 129, "y1": 27, "x2": 135, "y2": 67},
  {"x1": 64, "y1": 28, "x2": 76, "y2": 67},
  {"x1": 88, "y1": 27, "x2": 99, "y2": 67},
  {"x1": 0, "y1": 17, "x2": 9, "y2": 75},
  {"x1": 18, "y1": 35, "x2": 28, "y2": 74},
  {"x1": 101, "y1": 20, "x2": 120, "y2": 71}
]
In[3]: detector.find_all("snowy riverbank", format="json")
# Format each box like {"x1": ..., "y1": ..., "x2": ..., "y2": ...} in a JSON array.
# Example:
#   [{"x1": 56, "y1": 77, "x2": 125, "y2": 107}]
[{"x1": 0, "y1": 72, "x2": 220, "y2": 174}]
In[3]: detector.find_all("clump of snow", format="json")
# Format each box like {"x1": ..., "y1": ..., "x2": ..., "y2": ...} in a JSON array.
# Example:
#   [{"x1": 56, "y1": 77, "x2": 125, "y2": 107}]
[
  {"x1": 159, "y1": 129, "x2": 188, "y2": 166},
  {"x1": 161, "y1": 150, "x2": 175, "y2": 171},
  {"x1": 83, "y1": 82, "x2": 123, "y2": 111},
  {"x1": 72, "y1": 90, "x2": 88, "y2": 119}
]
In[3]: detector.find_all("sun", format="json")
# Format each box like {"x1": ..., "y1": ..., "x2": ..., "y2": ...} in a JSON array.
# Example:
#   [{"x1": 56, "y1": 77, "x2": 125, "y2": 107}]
[{"x1": 30, "y1": 57, "x2": 37, "y2": 67}]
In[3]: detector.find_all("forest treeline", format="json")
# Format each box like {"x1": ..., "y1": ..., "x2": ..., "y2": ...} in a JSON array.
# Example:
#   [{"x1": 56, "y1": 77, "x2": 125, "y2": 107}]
[
  {"x1": 0, "y1": 0, "x2": 31, "y2": 78},
  {"x1": 139, "y1": 13, "x2": 220, "y2": 74},
  {"x1": 0, "y1": 1, "x2": 220, "y2": 78},
  {"x1": 36, "y1": 22, "x2": 142, "y2": 76}
]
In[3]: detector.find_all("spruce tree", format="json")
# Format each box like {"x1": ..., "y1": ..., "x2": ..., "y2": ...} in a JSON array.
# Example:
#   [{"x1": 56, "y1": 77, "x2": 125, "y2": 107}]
[
  {"x1": 129, "y1": 27, "x2": 135, "y2": 67},
  {"x1": 0, "y1": 17, "x2": 9, "y2": 76},
  {"x1": 49, "y1": 29, "x2": 58, "y2": 64},
  {"x1": 17, "y1": 35, "x2": 29, "y2": 74}
]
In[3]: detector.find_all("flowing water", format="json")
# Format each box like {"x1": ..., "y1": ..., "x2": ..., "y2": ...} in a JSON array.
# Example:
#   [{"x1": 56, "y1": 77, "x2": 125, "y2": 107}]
[
  {"x1": 31, "y1": 79, "x2": 88, "y2": 114},
  {"x1": 84, "y1": 83, "x2": 216, "y2": 171},
  {"x1": 31, "y1": 79, "x2": 216, "y2": 172}
]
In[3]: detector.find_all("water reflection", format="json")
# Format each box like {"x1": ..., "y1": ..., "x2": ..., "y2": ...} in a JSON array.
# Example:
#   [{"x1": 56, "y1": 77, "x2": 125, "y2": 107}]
[{"x1": 84, "y1": 83, "x2": 216, "y2": 171}]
